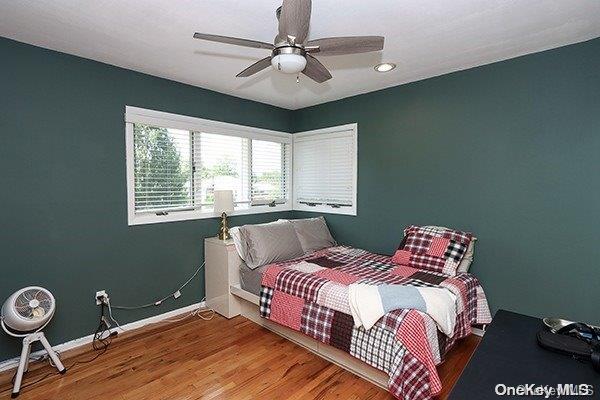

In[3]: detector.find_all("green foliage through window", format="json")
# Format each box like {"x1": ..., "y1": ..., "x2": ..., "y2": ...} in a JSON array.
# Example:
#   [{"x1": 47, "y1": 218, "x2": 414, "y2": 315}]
[{"x1": 133, "y1": 124, "x2": 191, "y2": 211}]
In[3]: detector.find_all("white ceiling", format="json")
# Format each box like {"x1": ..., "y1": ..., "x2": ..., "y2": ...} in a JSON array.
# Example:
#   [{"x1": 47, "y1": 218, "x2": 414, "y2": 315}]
[{"x1": 1, "y1": 0, "x2": 599, "y2": 109}]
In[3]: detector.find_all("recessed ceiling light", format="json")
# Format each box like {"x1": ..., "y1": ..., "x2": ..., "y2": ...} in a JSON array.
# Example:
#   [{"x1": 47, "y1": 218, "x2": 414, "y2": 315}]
[{"x1": 374, "y1": 63, "x2": 396, "y2": 72}]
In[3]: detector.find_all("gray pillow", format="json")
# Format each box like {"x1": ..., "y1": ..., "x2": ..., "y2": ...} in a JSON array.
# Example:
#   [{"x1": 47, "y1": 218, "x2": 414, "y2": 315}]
[
  {"x1": 237, "y1": 221, "x2": 304, "y2": 270},
  {"x1": 283, "y1": 217, "x2": 337, "y2": 254},
  {"x1": 230, "y1": 225, "x2": 250, "y2": 264}
]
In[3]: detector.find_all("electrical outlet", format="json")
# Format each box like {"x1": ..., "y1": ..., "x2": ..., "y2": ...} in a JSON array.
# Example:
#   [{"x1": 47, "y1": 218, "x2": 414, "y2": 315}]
[{"x1": 95, "y1": 290, "x2": 108, "y2": 305}]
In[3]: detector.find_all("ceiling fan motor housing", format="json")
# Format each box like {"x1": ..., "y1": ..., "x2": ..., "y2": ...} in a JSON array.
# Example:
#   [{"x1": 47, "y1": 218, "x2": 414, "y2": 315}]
[{"x1": 271, "y1": 46, "x2": 307, "y2": 73}]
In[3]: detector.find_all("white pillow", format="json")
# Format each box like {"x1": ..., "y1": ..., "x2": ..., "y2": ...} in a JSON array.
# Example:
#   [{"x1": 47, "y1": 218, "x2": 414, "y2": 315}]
[
  {"x1": 457, "y1": 238, "x2": 476, "y2": 273},
  {"x1": 280, "y1": 217, "x2": 337, "y2": 254},
  {"x1": 232, "y1": 220, "x2": 304, "y2": 270}
]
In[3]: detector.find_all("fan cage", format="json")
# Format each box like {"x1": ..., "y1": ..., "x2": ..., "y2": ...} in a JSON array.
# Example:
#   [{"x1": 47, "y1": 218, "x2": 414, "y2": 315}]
[
  {"x1": 14, "y1": 289, "x2": 53, "y2": 319},
  {"x1": 1, "y1": 286, "x2": 56, "y2": 336}
]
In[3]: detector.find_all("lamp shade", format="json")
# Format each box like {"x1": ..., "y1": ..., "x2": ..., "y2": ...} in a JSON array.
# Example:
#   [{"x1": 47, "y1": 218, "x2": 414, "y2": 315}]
[{"x1": 213, "y1": 190, "x2": 234, "y2": 214}]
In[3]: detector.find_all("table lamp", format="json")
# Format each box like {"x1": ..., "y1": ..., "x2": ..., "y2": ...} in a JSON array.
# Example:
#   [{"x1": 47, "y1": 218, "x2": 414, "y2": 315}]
[{"x1": 213, "y1": 190, "x2": 234, "y2": 240}]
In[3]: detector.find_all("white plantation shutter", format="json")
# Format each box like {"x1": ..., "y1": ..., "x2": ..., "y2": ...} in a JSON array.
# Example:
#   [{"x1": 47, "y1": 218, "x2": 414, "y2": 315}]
[
  {"x1": 293, "y1": 125, "x2": 357, "y2": 215},
  {"x1": 250, "y1": 140, "x2": 291, "y2": 205}
]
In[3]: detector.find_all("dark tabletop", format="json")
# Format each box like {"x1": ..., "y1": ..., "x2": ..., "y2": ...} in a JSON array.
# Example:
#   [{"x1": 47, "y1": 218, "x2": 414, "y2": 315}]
[{"x1": 449, "y1": 309, "x2": 600, "y2": 399}]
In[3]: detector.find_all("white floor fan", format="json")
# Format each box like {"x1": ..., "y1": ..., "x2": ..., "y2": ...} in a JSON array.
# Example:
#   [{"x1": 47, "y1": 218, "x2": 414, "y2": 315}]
[{"x1": 1, "y1": 286, "x2": 66, "y2": 398}]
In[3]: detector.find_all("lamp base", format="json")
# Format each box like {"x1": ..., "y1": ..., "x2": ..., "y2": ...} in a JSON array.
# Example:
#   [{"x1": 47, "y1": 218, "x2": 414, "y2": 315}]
[{"x1": 218, "y1": 212, "x2": 231, "y2": 240}]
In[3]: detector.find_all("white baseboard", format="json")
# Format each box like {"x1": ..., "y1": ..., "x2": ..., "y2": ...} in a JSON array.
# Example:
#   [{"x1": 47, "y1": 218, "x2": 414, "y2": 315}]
[{"x1": 0, "y1": 302, "x2": 205, "y2": 373}]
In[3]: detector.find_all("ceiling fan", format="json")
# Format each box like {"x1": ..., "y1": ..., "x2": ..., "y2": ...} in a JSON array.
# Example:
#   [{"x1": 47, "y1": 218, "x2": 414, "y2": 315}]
[{"x1": 193, "y1": 0, "x2": 384, "y2": 83}]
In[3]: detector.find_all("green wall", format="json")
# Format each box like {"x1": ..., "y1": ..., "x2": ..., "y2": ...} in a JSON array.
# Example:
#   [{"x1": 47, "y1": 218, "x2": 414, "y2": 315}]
[
  {"x1": 294, "y1": 38, "x2": 600, "y2": 325},
  {"x1": 0, "y1": 38, "x2": 293, "y2": 361},
  {"x1": 1, "y1": 35, "x2": 599, "y2": 362}
]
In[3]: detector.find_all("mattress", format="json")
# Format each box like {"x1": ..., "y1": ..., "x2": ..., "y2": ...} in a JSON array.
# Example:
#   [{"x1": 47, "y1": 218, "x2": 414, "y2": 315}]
[{"x1": 239, "y1": 263, "x2": 267, "y2": 296}]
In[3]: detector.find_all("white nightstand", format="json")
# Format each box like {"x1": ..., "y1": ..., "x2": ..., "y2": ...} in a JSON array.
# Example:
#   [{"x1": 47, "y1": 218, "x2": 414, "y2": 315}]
[{"x1": 204, "y1": 237, "x2": 243, "y2": 318}]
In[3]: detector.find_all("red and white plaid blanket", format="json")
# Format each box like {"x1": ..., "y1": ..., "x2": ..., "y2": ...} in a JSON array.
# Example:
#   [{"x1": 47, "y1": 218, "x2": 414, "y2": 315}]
[{"x1": 259, "y1": 246, "x2": 491, "y2": 400}]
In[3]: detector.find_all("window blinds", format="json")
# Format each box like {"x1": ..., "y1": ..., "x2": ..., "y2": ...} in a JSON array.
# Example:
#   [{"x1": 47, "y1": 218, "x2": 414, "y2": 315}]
[
  {"x1": 132, "y1": 123, "x2": 289, "y2": 215},
  {"x1": 251, "y1": 140, "x2": 290, "y2": 205},
  {"x1": 192, "y1": 132, "x2": 250, "y2": 208},
  {"x1": 133, "y1": 124, "x2": 193, "y2": 213},
  {"x1": 293, "y1": 128, "x2": 356, "y2": 212}
]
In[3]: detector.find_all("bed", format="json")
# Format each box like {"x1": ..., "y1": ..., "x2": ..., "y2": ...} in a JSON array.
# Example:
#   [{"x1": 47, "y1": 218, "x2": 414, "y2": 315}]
[{"x1": 205, "y1": 219, "x2": 491, "y2": 400}]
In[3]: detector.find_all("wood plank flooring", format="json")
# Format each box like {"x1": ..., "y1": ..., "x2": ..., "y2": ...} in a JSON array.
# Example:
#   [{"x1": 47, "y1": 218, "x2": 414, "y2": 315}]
[{"x1": 0, "y1": 315, "x2": 479, "y2": 399}]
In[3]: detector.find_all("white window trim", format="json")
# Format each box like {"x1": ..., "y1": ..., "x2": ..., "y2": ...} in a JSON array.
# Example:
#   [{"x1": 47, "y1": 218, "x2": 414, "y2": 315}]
[
  {"x1": 125, "y1": 106, "x2": 291, "y2": 144},
  {"x1": 125, "y1": 106, "x2": 293, "y2": 226},
  {"x1": 292, "y1": 123, "x2": 358, "y2": 216}
]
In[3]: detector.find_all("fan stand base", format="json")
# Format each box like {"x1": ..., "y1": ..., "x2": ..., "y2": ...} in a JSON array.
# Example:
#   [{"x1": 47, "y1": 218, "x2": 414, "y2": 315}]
[{"x1": 11, "y1": 331, "x2": 66, "y2": 398}]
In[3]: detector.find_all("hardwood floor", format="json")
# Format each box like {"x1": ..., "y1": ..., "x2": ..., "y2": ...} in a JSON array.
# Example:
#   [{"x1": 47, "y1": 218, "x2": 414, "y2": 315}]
[{"x1": 0, "y1": 315, "x2": 478, "y2": 399}]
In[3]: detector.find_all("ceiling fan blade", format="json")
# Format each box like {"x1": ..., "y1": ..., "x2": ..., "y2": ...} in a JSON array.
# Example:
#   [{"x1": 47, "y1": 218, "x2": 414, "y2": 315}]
[
  {"x1": 302, "y1": 55, "x2": 332, "y2": 83},
  {"x1": 306, "y1": 36, "x2": 384, "y2": 56},
  {"x1": 193, "y1": 33, "x2": 274, "y2": 50},
  {"x1": 277, "y1": 0, "x2": 311, "y2": 44},
  {"x1": 236, "y1": 57, "x2": 273, "y2": 77}
]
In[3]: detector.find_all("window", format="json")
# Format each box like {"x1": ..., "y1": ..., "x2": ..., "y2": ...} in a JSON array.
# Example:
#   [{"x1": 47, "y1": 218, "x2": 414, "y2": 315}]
[
  {"x1": 126, "y1": 107, "x2": 291, "y2": 225},
  {"x1": 133, "y1": 125, "x2": 193, "y2": 213},
  {"x1": 251, "y1": 139, "x2": 289, "y2": 205},
  {"x1": 293, "y1": 124, "x2": 357, "y2": 216}
]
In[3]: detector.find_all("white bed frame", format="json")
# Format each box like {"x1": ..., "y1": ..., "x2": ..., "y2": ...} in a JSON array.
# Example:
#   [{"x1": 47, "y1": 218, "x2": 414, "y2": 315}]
[{"x1": 204, "y1": 237, "x2": 389, "y2": 389}]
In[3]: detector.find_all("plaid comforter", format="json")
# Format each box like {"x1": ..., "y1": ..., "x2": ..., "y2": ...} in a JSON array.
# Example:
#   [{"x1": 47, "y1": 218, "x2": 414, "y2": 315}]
[{"x1": 259, "y1": 246, "x2": 491, "y2": 400}]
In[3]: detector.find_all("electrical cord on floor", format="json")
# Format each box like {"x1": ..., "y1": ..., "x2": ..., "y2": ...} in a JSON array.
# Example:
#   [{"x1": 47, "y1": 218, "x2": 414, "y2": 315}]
[
  {"x1": 157, "y1": 297, "x2": 215, "y2": 323},
  {"x1": 1, "y1": 264, "x2": 213, "y2": 395}
]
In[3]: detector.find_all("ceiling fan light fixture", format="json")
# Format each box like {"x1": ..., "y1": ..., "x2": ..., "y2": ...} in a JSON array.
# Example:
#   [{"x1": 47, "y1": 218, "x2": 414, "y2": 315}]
[
  {"x1": 374, "y1": 62, "x2": 396, "y2": 72},
  {"x1": 271, "y1": 52, "x2": 307, "y2": 74}
]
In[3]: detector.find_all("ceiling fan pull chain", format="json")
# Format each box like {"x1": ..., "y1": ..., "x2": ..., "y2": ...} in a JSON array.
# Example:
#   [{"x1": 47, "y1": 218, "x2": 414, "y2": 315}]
[{"x1": 296, "y1": 74, "x2": 300, "y2": 84}]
